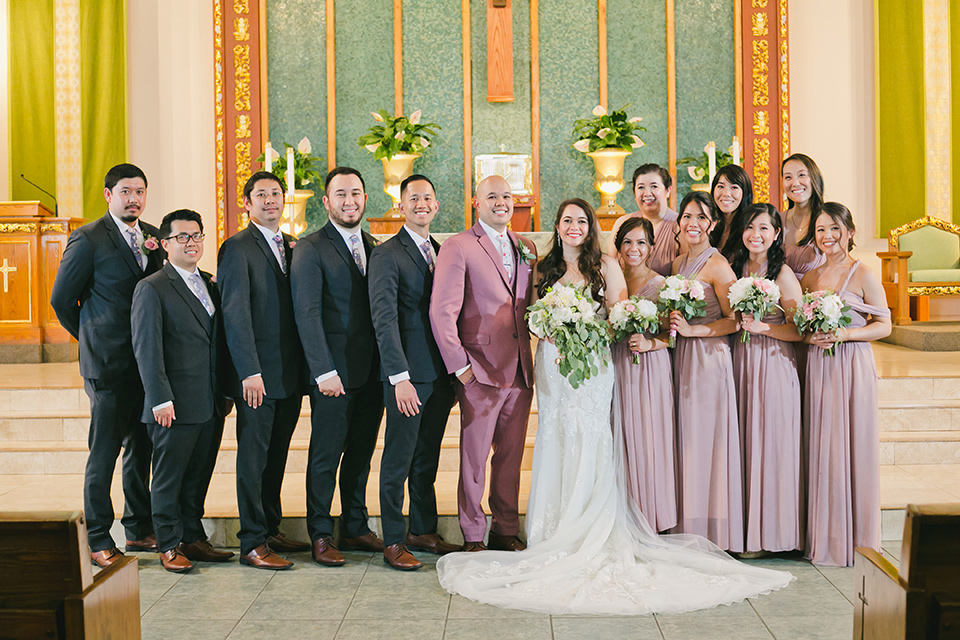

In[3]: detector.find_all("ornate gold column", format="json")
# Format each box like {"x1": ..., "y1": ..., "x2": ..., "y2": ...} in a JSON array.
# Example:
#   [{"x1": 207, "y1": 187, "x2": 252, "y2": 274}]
[
  {"x1": 739, "y1": 0, "x2": 790, "y2": 206},
  {"x1": 213, "y1": 0, "x2": 268, "y2": 244}
]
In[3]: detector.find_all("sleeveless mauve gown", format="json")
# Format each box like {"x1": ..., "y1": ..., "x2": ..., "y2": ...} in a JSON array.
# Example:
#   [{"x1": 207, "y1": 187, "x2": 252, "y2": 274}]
[
  {"x1": 613, "y1": 274, "x2": 678, "y2": 532},
  {"x1": 732, "y1": 266, "x2": 803, "y2": 553},
  {"x1": 673, "y1": 247, "x2": 744, "y2": 552},
  {"x1": 804, "y1": 261, "x2": 889, "y2": 567}
]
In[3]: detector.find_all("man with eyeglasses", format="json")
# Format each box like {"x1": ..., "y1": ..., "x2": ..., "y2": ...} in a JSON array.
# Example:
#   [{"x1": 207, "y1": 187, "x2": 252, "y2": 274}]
[
  {"x1": 132, "y1": 209, "x2": 234, "y2": 572},
  {"x1": 51, "y1": 163, "x2": 164, "y2": 568},
  {"x1": 218, "y1": 171, "x2": 308, "y2": 569}
]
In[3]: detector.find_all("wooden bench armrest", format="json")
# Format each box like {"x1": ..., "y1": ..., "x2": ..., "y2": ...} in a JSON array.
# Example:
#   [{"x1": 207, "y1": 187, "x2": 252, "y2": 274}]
[
  {"x1": 856, "y1": 547, "x2": 902, "y2": 585},
  {"x1": 877, "y1": 251, "x2": 913, "y2": 259},
  {"x1": 64, "y1": 555, "x2": 140, "y2": 640}
]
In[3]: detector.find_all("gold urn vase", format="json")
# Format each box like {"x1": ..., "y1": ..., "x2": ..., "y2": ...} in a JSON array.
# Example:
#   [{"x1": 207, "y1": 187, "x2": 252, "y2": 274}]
[
  {"x1": 280, "y1": 189, "x2": 312, "y2": 237},
  {"x1": 381, "y1": 153, "x2": 420, "y2": 218},
  {"x1": 587, "y1": 149, "x2": 631, "y2": 217},
  {"x1": 690, "y1": 183, "x2": 711, "y2": 193}
]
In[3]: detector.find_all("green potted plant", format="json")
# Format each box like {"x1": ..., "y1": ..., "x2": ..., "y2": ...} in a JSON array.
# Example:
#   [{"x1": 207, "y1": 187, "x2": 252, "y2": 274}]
[
  {"x1": 572, "y1": 105, "x2": 646, "y2": 216},
  {"x1": 256, "y1": 137, "x2": 323, "y2": 236},
  {"x1": 358, "y1": 110, "x2": 441, "y2": 217}
]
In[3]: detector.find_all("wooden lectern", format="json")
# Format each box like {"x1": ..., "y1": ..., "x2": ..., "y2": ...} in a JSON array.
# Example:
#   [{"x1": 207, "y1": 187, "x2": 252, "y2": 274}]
[{"x1": 0, "y1": 202, "x2": 85, "y2": 362}]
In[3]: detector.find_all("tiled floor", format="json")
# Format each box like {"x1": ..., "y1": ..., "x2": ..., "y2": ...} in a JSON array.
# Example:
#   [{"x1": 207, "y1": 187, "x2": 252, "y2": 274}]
[{"x1": 129, "y1": 543, "x2": 902, "y2": 640}]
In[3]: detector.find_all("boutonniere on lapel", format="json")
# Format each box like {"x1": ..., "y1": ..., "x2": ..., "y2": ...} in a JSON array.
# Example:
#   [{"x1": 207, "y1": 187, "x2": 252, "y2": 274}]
[
  {"x1": 288, "y1": 241, "x2": 297, "y2": 249},
  {"x1": 516, "y1": 238, "x2": 535, "y2": 265},
  {"x1": 140, "y1": 235, "x2": 159, "y2": 254}
]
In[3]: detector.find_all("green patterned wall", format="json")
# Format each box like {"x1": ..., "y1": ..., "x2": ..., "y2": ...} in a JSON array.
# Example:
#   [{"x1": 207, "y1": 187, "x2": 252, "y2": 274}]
[
  {"x1": 674, "y1": 0, "x2": 736, "y2": 196},
  {"x1": 266, "y1": 0, "x2": 737, "y2": 234},
  {"x1": 405, "y1": 0, "x2": 466, "y2": 232}
]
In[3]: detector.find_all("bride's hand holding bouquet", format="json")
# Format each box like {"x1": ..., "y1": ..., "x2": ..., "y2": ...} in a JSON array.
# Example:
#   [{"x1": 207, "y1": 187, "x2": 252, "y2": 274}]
[
  {"x1": 657, "y1": 275, "x2": 706, "y2": 347},
  {"x1": 526, "y1": 282, "x2": 611, "y2": 389}
]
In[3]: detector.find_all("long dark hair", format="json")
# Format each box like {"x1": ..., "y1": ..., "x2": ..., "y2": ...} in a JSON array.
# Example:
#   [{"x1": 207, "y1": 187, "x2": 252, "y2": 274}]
[
  {"x1": 676, "y1": 191, "x2": 718, "y2": 248},
  {"x1": 781, "y1": 153, "x2": 825, "y2": 247},
  {"x1": 708, "y1": 164, "x2": 754, "y2": 260},
  {"x1": 537, "y1": 198, "x2": 606, "y2": 304},
  {"x1": 816, "y1": 202, "x2": 856, "y2": 253},
  {"x1": 731, "y1": 203, "x2": 786, "y2": 281}
]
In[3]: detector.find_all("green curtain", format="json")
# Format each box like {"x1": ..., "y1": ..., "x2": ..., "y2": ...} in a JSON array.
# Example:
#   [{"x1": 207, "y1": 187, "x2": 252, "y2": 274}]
[
  {"x1": 9, "y1": 0, "x2": 57, "y2": 211},
  {"x1": 80, "y1": 0, "x2": 127, "y2": 219},
  {"x1": 952, "y1": 0, "x2": 960, "y2": 225},
  {"x1": 876, "y1": 0, "x2": 925, "y2": 236}
]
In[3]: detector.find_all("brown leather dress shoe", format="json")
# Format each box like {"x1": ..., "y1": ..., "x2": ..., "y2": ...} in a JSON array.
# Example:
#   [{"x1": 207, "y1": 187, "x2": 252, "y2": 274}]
[
  {"x1": 462, "y1": 541, "x2": 487, "y2": 552},
  {"x1": 487, "y1": 532, "x2": 526, "y2": 551},
  {"x1": 90, "y1": 547, "x2": 125, "y2": 568},
  {"x1": 180, "y1": 539, "x2": 235, "y2": 562},
  {"x1": 159, "y1": 548, "x2": 193, "y2": 573},
  {"x1": 383, "y1": 544, "x2": 423, "y2": 571},
  {"x1": 266, "y1": 532, "x2": 311, "y2": 553},
  {"x1": 405, "y1": 532, "x2": 462, "y2": 555},
  {"x1": 240, "y1": 544, "x2": 293, "y2": 570},
  {"x1": 340, "y1": 532, "x2": 385, "y2": 552},
  {"x1": 312, "y1": 537, "x2": 346, "y2": 566},
  {"x1": 125, "y1": 534, "x2": 159, "y2": 552}
]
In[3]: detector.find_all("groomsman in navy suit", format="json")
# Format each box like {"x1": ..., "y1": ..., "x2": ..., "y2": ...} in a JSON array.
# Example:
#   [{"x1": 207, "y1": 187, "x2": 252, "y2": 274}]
[
  {"x1": 291, "y1": 167, "x2": 384, "y2": 566},
  {"x1": 369, "y1": 175, "x2": 459, "y2": 570},
  {"x1": 51, "y1": 163, "x2": 164, "y2": 567},
  {"x1": 131, "y1": 209, "x2": 234, "y2": 572},
  {"x1": 218, "y1": 171, "x2": 309, "y2": 570}
]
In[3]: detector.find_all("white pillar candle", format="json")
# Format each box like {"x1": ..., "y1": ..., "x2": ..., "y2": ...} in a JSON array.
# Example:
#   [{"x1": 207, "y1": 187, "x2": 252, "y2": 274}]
[
  {"x1": 286, "y1": 147, "x2": 295, "y2": 196},
  {"x1": 707, "y1": 141, "x2": 717, "y2": 186},
  {"x1": 265, "y1": 141, "x2": 274, "y2": 172},
  {"x1": 732, "y1": 136, "x2": 740, "y2": 165}
]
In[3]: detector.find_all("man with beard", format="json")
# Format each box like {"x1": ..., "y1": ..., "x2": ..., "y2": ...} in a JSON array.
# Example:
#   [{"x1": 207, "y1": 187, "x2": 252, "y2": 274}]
[
  {"x1": 291, "y1": 167, "x2": 384, "y2": 566},
  {"x1": 51, "y1": 163, "x2": 164, "y2": 566}
]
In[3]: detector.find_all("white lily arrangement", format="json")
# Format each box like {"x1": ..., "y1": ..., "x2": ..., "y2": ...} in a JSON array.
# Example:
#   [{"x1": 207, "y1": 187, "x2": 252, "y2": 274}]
[
  {"x1": 357, "y1": 109, "x2": 441, "y2": 160},
  {"x1": 572, "y1": 105, "x2": 646, "y2": 154}
]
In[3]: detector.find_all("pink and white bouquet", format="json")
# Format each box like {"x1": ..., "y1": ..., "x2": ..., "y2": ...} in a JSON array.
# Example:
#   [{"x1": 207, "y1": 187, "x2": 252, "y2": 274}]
[
  {"x1": 792, "y1": 290, "x2": 851, "y2": 356},
  {"x1": 728, "y1": 275, "x2": 781, "y2": 343},
  {"x1": 657, "y1": 275, "x2": 706, "y2": 348},
  {"x1": 609, "y1": 296, "x2": 661, "y2": 364},
  {"x1": 526, "y1": 283, "x2": 611, "y2": 389}
]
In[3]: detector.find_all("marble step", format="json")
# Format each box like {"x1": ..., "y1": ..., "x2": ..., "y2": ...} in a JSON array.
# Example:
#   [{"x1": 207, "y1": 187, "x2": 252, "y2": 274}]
[{"x1": 879, "y1": 431, "x2": 960, "y2": 465}]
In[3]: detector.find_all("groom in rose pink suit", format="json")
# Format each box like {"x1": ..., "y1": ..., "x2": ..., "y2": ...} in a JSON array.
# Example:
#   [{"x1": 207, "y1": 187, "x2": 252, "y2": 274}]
[{"x1": 429, "y1": 175, "x2": 537, "y2": 552}]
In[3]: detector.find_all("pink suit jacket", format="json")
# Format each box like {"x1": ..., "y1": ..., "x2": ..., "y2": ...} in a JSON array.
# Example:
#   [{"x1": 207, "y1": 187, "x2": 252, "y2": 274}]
[{"x1": 429, "y1": 224, "x2": 536, "y2": 389}]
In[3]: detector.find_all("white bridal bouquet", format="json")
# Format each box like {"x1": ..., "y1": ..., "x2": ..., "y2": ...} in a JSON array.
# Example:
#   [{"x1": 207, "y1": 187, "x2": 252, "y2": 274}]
[
  {"x1": 657, "y1": 275, "x2": 706, "y2": 348},
  {"x1": 792, "y1": 290, "x2": 851, "y2": 356},
  {"x1": 728, "y1": 275, "x2": 781, "y2": 343},
  {"x1": 609, "y1": 296, "x2": 661, "y2": 364},
  {"x1": 526, "y1": 283, "x2": 611, "y2": 389}
]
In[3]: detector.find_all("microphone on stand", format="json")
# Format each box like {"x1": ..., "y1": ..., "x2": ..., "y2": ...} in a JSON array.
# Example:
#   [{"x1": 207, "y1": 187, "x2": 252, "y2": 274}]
[{"x1": 19, "y1": 174, "x2": 59, "y2": 216}]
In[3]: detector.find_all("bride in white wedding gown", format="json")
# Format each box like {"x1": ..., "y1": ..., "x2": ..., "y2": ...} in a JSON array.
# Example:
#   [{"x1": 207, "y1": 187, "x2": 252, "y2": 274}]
[{"x1": 436, "y1": 199, "x2": 794, "y2": 615}]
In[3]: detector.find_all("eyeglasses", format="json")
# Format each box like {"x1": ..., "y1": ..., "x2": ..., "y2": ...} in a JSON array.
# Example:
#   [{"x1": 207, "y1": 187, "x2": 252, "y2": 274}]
[{"x1": 166, "y1": 232, "x2": 205, "y2": 244}]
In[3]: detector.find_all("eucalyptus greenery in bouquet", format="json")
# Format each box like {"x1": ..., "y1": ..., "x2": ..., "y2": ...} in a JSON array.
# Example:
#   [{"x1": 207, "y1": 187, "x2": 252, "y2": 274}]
[
  {"x1": 572, "y1": 105, "x2": 646, "y2": 153},
  {"x1": 358, "y1": 109, "x2": 441, "y2": 160}
]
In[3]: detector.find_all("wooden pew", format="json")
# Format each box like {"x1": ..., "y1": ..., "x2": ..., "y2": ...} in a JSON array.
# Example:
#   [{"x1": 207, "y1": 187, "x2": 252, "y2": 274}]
[
  {"x1": 854, "y1": 503, "x2": 960, "y2": 640},
  {"x1": 0, "y1": 511, "x2": 140, "y2": 639}
]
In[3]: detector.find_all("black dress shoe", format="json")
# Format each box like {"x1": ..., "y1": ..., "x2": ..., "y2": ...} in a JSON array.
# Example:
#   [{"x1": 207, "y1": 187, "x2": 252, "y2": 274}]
[
  {"x1": 125, "y1": 534, "x2": 159, "y2": 552},
  {"x1": 487, "y1": 532, "x2": 526, "y2": 551},
  {"x1": 266, "y1": 533, "x2": 311, "y2": 552}
]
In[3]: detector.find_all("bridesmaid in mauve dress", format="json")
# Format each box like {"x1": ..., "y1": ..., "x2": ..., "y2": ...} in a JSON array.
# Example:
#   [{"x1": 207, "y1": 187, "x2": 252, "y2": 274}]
[
  {"x1": 800, "y1": 203, "x2": 891, "y2": 567},
  {"x1": 781, "y1": 153, "x2": 826, "y2": 279},
  {"x1": 607, "y1": 163, "x2": 680, "y2": 276},
  {"x1": 612, "y1": 216, "x2": 677, "y2": 532},
  {"x1": 708, "y1": 165, "x2": 754, "y2": 262},
  {"x1": 669, "y1": 192, "x2": 743, "y2": 552},
  {"x1": 730, "y1": 204, "x2": 804, "y2": 554}
]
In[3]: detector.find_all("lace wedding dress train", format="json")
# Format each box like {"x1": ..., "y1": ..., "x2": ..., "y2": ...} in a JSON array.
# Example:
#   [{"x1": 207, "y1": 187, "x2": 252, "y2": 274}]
[{"x1": 436, "y1": 340, "x2": 794, "y2": 615}]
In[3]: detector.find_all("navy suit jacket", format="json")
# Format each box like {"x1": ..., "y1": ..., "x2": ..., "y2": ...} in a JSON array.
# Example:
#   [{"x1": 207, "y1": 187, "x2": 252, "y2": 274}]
[
  {"x1": 368, "y1": 229, "x2": 446, "y2": 383},
  {"x1": 291, "y1": 221, "x2": 379, "y2": 389},
  {"x1": 50, "y1": 213, "x2": 165, "y2": 382}
]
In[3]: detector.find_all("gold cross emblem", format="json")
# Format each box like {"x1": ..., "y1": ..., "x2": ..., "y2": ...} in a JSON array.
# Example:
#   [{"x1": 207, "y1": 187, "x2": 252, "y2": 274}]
[{"x1": 0, "y1": 259, "x2": 17, "y2": 293}]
